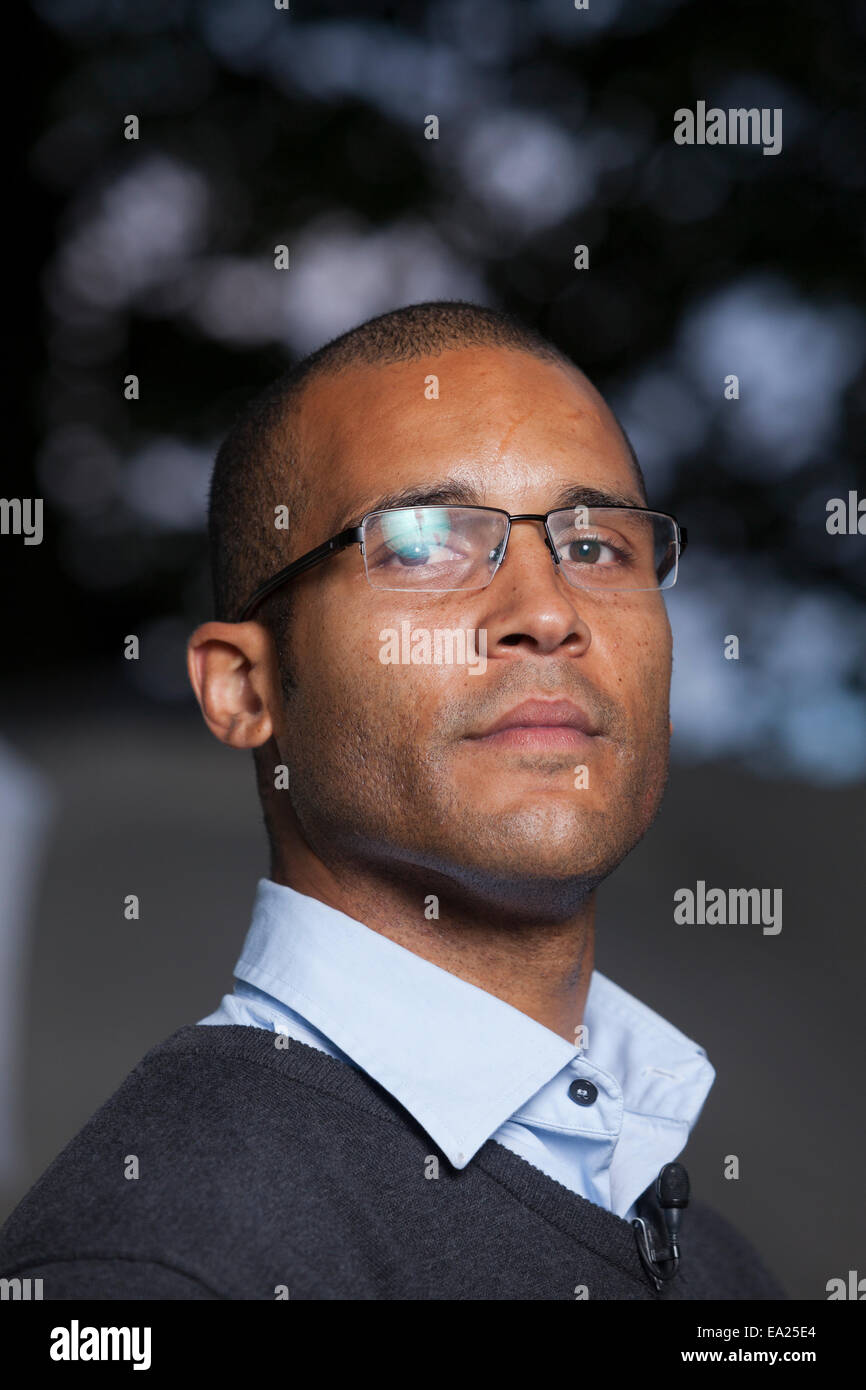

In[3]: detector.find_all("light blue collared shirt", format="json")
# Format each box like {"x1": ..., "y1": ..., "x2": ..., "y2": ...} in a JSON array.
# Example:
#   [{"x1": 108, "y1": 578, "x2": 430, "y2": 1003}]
[{"x1": 198, "y1": 879, "x2": 715, "y2": 1222}]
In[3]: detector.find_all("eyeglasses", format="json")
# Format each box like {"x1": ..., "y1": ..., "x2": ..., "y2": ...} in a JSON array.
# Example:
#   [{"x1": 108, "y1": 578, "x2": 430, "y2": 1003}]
[{"x1": 237, "y1": 504, "x2": 688, "y2": 621}]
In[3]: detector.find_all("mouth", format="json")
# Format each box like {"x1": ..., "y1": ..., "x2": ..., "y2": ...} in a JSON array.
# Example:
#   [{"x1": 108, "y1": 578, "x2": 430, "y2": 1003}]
[{"x1": 463, "y1": 697, "x2": 602, "y2": 751}]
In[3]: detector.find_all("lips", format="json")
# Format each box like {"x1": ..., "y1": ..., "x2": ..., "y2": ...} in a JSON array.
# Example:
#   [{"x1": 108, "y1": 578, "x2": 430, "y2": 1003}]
[{"x1": 467, "y1": 698, "x2": 600, "y2": 741}]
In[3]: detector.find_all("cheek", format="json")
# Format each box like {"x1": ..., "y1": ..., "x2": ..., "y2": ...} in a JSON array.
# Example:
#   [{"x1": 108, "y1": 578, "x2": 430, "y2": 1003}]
[
  {"x1": 597, "y1": 608, "x2": 671, "y2": 696},
  {"x1": 295, "y1": 595, "x2": 444, "y2": 730}
]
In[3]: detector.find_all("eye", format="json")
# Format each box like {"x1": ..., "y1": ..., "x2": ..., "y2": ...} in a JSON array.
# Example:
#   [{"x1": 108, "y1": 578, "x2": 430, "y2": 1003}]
[
  {"x1": 563, "y1": 534, "x2": 630, "y2": 565},
  {"x1": 380, "y1": 539, "x2": 470, "y2": 568},
  {"x1": 384, "y1": 541, "x2": 434, "y2": 567}
]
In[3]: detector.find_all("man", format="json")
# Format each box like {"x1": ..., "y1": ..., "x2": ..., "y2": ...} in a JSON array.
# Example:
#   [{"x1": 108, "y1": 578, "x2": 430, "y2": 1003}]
[{"x1": 0, "y1": 301, "x2": 786, "y2": 1299}]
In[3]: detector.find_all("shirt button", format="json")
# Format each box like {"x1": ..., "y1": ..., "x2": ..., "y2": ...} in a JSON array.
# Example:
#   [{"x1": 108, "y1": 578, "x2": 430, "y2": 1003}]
[{"x1": 568, "y1": 1078, "x2": 598, "y2": 1107}]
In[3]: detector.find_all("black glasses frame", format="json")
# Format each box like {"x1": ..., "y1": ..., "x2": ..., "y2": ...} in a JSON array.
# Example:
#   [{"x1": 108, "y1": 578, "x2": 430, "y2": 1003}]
[{"x1": 236, "y1": 504, "x2": 688, "y2": 622}]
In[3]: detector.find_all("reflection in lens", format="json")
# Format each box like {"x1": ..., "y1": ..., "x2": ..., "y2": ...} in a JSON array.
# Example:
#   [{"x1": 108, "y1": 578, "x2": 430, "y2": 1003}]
[
  {"x1": 364, "y1": 506, "x2": 511, "y2": 590},
  {"x1": 377, "y1": 507, "x2": 452, "y2": 565}
]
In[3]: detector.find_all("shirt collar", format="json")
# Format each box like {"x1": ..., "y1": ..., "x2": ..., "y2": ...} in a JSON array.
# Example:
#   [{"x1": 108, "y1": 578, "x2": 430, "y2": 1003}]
[{"x1": 232, "y1": 878, "x2": 713, "y2": 1169}]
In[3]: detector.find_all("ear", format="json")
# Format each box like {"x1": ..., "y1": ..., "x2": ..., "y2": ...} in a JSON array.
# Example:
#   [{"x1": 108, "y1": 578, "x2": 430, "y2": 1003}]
[{"x1": 186, "y1": 620, "x2": 280, "y2": 750}]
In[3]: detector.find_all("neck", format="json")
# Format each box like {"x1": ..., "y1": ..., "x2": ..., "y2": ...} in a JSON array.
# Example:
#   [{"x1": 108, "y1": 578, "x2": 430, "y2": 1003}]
[{"x1": 269, "y1": 842, "x2": 595, "y2": 1046}]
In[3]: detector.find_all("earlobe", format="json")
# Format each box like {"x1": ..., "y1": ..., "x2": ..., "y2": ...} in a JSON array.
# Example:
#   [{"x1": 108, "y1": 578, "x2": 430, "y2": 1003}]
[{"x1": 669, "y1": 719, "x2": 674, "y2": 735}]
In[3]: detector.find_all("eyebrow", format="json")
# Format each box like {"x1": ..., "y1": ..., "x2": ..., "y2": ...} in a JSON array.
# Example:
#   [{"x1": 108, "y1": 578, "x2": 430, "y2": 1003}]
[{"x1": 336, "y1": 476, "x2": 646, "y2": 529}]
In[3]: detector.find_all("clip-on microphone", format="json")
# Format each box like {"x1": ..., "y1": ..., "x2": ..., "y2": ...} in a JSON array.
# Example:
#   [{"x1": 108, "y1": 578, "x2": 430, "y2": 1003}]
[{"x1": 632, "y1": 1161, "x2": 690, "y2": 1292}]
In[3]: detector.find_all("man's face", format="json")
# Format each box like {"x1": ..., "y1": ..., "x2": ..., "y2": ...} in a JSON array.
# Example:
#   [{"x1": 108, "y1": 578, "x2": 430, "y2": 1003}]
[{"x1": 267, "y1": 346, "x2": 672, "y2": 918}]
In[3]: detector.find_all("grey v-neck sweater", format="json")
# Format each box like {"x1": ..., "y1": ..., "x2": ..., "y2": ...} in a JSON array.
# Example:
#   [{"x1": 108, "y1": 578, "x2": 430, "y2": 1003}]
[{"x1": 0, "y1": 1024, "x2": 786, "y2": 1300}]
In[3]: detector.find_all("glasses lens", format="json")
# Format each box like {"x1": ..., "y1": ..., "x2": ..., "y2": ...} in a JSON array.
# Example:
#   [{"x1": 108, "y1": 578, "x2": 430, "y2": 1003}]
[
  {"x1": 363, "y1": 507, "x2": 508, "y2": 590},
  {"x1": 547, "y1": 508, "x2": 679, "y2": 590}
]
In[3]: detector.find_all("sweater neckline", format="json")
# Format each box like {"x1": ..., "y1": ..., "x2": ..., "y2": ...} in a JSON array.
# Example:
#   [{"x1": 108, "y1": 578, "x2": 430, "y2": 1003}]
[{"x1": 159, "y1": 1023, "x2": 653, "y2": 1289}]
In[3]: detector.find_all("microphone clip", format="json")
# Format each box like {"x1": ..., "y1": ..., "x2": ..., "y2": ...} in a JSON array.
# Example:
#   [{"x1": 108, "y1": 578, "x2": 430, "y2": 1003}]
[{"x1": 632, "y1": 1161, "x2": 690, "y2": 1293}]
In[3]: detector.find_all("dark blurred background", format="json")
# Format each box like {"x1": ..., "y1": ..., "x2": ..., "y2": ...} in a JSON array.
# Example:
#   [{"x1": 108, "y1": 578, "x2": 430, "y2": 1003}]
[{"x1": 4, "y1": 0, "x2": 865, "y2": 1300}]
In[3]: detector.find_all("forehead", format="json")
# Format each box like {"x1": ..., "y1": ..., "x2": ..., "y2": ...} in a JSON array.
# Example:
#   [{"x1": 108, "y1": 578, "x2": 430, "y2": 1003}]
[{"x1": 293, "y1": 345, "x2": 639, "y2": 525}]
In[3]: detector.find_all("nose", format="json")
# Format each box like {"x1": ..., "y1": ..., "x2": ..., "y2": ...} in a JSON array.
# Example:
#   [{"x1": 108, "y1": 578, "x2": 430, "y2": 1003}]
[{"x1": 483, "y1": 518, "x2": 592, "y2": 658}]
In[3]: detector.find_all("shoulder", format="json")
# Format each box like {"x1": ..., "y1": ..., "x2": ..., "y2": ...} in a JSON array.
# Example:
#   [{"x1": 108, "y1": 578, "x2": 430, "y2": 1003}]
[
  {"x1": 0, "y1": 1025, "x2": 342, "y2": 1299},
  {"x1": 678, "y1": 1196, "x2": 789, "y2": 1300}
]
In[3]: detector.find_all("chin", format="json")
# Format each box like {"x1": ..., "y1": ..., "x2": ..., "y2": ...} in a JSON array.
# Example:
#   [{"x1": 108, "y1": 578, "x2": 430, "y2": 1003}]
[{"x1": 476, "y1": 822, "x2": 612, "y2": 876}]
